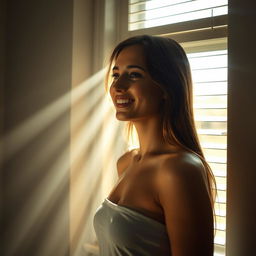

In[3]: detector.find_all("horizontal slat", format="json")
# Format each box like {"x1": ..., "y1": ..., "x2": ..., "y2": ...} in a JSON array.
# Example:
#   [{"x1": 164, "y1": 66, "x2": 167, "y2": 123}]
[
  {"x1": 192, "y1": 67, "x2": 227, "y2": 83},
  {"x1": 196, "y1": 120, "x2": 227, "y2": 130},
  {"x1": 130, "y1": 0, "x2": 191, "y2": 14},
  {"x1": 197, "y1": 129, "x2": 227, "y2": 136},
  {"x1": 189, "y1": 54, "x2": 227, "y2": 69},
  {"x1": 210, "y1": 163, "x2": 227, "y2": 176},
  {"x1": 195, "y1": 116, "x2": 227, "y2": 122},
  {"x1": 188, "y1": 49, "x2": 227, "y2": 57},
  {"x1": 214, "y1": 244, "x2": 225, "y2": 256},
  {"x1": 215, "y1": 202, "x2": 226, "y2": 216},
  {"x1": 203, "y1": 148, "x2": 227, "y2": 164},
  {"x1": 215, "y1": 189, "x2": 226, "y2": 202},
  {"x1": 193, "y1": 82, "x2": 227, "y2": 96},
  {"x1": 201, "y1": 143, "x2": 226, "y2": 150},
  {"x1": 214, "y1": 230, "x2": 226, "y2": 245},
  {"x1": 199, "y1": 134, "x2": 227, "y2": 150},
  {"x1": 215, "y1": 177, "x2": 227, "y2": 190},
  {"x1": 215, "y1": 215, "x2": 226, "y2": 230},
  {"x1": 195, "y1": 109, "x2": 227, "y2": 122},
  {"x1": 194, "y1": 95, "x2": 227, "y2": 109}
]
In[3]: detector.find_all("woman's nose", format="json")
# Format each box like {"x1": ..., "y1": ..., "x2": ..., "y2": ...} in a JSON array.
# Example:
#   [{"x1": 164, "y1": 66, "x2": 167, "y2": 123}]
[{"x1": 112, "y1": 75, "x2": 129, "y2": 92}]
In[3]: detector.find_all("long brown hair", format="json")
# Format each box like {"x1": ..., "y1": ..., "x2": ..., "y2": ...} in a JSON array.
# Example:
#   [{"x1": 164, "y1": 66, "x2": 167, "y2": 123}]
[{"x1": 106, "y1": 35, "x2": 216, "y2": 220}]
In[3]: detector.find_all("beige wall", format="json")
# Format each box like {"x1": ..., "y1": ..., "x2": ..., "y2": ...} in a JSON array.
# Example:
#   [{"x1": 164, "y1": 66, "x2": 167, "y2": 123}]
[
  {"x1": 3, "y1": 0, "x2": 74, "y2": 255},
  {"x1": 0, "y1": 0, "x2": 6, "y2": 254},
  {"x1": 70, "y1": 0, "x2": 94, "y2": 255},
  {"x1": 227, "y1": 0, "x2": 256, "y2": 255},
  {"x1": 2, "y1": 0, "x2": 115, "y2": 255},
  {"x1": 69, "y1": 1, "x2": 124, "y2": 255}
]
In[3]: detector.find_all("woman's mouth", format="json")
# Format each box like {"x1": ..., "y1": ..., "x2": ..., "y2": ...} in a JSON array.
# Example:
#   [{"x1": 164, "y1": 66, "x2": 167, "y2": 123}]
[{"x1": 115, "y1": 98, "x2": 134, "y2": 108}]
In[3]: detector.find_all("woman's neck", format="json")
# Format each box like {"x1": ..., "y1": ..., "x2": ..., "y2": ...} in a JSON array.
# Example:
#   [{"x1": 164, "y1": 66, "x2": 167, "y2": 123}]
[{"x1": 132, "y1": 116, "x2": 179, "y2": 159}]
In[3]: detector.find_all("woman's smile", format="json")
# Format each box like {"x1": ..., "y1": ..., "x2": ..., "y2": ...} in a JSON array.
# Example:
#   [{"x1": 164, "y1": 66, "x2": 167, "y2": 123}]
[{"x1": 115, "y1": 95, "x2": 135, "y2": 109}]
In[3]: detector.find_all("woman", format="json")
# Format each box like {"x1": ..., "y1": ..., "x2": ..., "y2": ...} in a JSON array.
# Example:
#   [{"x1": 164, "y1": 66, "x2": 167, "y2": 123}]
[{"x1": 93, "y1": 35, "x2": 216, "y2": 256}]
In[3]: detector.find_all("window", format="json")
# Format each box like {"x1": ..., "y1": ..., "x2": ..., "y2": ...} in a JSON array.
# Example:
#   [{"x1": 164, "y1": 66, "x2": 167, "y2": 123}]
[
  {"x1": 129, "y1": 0, "x2": 228, "y2": 31},
  {"x1": 122, "y1": 1, "x2": 228, "y2": 255}
]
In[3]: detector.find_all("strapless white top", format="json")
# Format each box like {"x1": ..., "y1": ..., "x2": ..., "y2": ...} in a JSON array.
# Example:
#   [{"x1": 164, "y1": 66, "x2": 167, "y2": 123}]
[{"x1": 93, "y1": 198, "x2": 171, "y2": 256}]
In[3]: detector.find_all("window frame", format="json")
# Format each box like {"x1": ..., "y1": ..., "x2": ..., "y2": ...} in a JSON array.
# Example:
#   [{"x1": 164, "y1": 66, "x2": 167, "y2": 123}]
[{"x1": 118, "y1": 0, "x2": 227, "y2": 43}]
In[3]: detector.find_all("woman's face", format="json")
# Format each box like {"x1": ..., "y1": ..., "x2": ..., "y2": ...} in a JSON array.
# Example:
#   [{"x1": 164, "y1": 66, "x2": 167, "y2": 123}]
[{"x1": 109, "y1": 44, "x2": 164, "y2": 122}]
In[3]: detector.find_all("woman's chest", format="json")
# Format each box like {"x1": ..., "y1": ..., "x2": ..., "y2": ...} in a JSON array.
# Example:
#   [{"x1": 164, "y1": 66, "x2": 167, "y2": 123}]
[{"x1": 108, "y1": 161, "x2": 165, "y2": 223}]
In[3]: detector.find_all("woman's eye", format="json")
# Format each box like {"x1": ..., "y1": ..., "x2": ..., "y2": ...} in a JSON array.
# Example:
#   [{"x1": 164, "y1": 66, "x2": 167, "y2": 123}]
[
  {"x1": 129, "y1": 72, "x2": 142, "y2": 79},
  {"x1": 112, "y1": 73, "x2": 119, "y2": 80}
]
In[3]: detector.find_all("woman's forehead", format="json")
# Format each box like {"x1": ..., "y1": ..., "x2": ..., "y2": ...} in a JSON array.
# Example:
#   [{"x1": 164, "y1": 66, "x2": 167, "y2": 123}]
[{"x1": 114, "y1": 45, "x2": 146, "y2": 67}]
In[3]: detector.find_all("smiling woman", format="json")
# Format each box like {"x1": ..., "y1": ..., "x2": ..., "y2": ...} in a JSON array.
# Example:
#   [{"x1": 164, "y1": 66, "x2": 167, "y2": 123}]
[
  {"x1": 93, "y1": 35, "x2": 216, "y2": 256},
  {"x1": 109, "y1": 44, "x2": 164, "y2": 122}
]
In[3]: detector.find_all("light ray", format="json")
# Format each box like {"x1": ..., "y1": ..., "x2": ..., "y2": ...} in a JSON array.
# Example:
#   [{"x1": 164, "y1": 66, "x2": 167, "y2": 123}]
[{"x1": 1, "y1": 69, "x2": 106, "y2": 162}]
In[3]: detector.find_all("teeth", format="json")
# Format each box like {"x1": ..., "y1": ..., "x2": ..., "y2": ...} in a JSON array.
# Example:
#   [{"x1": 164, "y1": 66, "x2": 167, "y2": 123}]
[{"x1": 116, "y1": 99, "x2": 131, "y2": 104}]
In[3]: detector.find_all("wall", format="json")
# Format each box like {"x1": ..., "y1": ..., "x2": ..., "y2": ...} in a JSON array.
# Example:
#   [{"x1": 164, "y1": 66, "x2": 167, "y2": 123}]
[
  {"x1": 0, "y1": 0, "x2": 6, "y2": 254},
  {"x1": 3, "y1": 0, "x2": 73, "y2": 255},
  {"x1": 70, "y1": 0, "x2": 95, "y2": 255},
  {"x1": 69, "y1": 1, "x2": 125, "y2": 255},
  {"x1": 227, "y1": 0, "x2": 256, "y2": 255}
]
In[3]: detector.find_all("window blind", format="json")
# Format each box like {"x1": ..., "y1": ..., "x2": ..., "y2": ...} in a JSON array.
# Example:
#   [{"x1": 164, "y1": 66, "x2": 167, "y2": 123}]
[
  {"x1": 187, "y1": 49, "x2": 227, "y2": 255},
  {"x1": 129, "y1": 0, "x2": 228, "y2": 31}
]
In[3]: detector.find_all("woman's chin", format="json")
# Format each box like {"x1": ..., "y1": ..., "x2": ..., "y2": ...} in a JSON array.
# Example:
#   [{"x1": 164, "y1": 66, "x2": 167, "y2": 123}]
[{"x1": 115, "y1": 112, "x2": 132, "y2": 121}]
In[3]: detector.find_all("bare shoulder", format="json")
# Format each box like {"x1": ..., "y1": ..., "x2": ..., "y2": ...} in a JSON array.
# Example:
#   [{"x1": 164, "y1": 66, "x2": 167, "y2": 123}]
[
  {"x1": 155, "y1": 151, "x2": 208, "y2": 194},
  {"x1": 155, "y1": 152, "x2": 214, "y2": 255},
  {"x1": 116, "y1": 149, "x2": 137, "y2": 178}
]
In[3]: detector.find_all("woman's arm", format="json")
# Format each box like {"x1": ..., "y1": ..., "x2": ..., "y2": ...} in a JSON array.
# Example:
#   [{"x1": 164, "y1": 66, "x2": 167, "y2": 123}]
[{"x1": 156, "y1": 155, "x2": 214, "y2": 256}]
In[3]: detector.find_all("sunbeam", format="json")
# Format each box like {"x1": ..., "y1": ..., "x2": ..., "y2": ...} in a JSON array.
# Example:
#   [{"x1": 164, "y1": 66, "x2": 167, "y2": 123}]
[
  {"x1": 70, "y1": 91, "x2": 127, "y2": 255},
  {"x1": 1, "y1": 69, "x2": 106, "y2": 162},
  {"x1": 3, "y1": 68, "x2": 120, "y2": 256}
]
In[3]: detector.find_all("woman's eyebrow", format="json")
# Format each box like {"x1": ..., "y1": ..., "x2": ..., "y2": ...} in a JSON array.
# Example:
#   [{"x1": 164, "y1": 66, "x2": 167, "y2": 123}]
[{"x1": 112, "y1": 65, "x2": 146, "y2": 71}]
